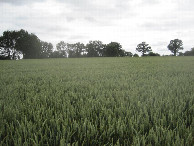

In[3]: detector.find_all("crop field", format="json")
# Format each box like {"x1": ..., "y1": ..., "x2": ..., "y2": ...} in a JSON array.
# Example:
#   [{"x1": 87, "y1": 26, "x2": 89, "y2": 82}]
[{"x1": 0, "y1": 57, "x2": 194, "y2": 145}]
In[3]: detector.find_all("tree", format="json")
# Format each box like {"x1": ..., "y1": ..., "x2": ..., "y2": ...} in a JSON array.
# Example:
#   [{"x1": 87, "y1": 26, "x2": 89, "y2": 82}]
[
  {"x1": 104, "y1": 42, "x2": 124, "y2": 57},
  {"x1": 184, "y1": 47, "x2": 194, "y2": 56},
  {"x1": 125, "y1": 52, "x2": 133, "y2": 57},
  {"x1": 17, "y1": 33, "x2": 42, "y2": 59},
  {"x1": 68, "y1": 42, "x2": 85, "y2": 58},
  {"x1": 178, "y1": 52, "x2": 184, "y2": 56},
  {"x1": 56, "y1": 41, "x2": 68, "y2": 58},
  {"x1": 133, "y1": 53, "x2": 139, "y2": 57},
  {"x1": 119, "y1": 49, "x2": 126, "y2": 57},
  {"x1": 0, "y1": 47, "x2": 9, "y2": 59},
  {"x1": 0, "y1": 46, "x2": 22, "y2": 60},
  {"x1": 0, "y1": 30, "x2": 19, "y2": 59},
  {"x1": 86, "y1": 40, "x2": 104, "y2": 57},
  {"x1": 0, "y1": 29, "x2": 42, "y2": 59},
  {"x1": 167, "y1": 39, "x2": 183, "y2": 56},
  {"x1": 50, "y1": 51, "x2": 64, "y2": 58},
  {"x1": 40, "y1": 42, "x2": 53, "y2": 58},
  {"x1": 147, "y1": 52, "x2": 160, "y2": 56},
  {"x1": 136, "y1": 42, "x2": 152, "y2": 56}
]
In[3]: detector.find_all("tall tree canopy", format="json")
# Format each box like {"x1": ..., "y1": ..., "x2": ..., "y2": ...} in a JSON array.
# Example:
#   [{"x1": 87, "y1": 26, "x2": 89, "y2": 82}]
[
  {"x1": 40, "y1": 41, "x2": 53, "y2": 58},
  {"x1": 136, "y1": 42, "x2": 152, "y2": 56},
  {"x1": 68, "y1": 42, "x2": 85, "y2": 58},
  {"x1": 167, "y1": 39, "x2": 183, "y2": 56},
  {"x1": 104, "y1": 42, "x2": 124, "y2": 57},
  {"x1": 0, "y1": 29, "x2": 42, "y2": 59},
  {"x1": 56, "y1": 41, "x2": 68, "y2": 58},
  {"x1": 55, "y1": 41, "x2": 85, "y2": 58},
  {"x1": 184, "y1": 47, "x2": 194, "y2": 56},
  {"x1": 125, "y1": 52, "x2": 133, "y2": 57},
  {"x1": 86, "y1": 40, "x2": 104, "y2": 57},
  {"x1": 0, "y1": 30, "x2": 21, "y2": 59}
]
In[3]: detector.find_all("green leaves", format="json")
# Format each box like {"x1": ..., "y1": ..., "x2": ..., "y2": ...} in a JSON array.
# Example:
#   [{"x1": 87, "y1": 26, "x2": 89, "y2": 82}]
[
  {"x1": 136, "y1": 42, "x2": 152, "y2": 56},
  {"x1": 168, "y1": 39, "x2": 184, "y2": 56}
]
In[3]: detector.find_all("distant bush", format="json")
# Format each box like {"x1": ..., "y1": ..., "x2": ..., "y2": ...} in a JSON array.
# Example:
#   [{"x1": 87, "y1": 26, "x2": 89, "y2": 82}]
[
  {"x1": 133, "y1": 53, "x2": 139, "y2": 57},
  {"x1": 184, "y1": 48, "x2": 194, "y2": 56}
]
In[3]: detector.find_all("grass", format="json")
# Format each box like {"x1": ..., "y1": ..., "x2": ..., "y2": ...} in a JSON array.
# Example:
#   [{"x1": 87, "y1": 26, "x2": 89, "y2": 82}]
[{"x1": 0, "y1": 57, "x2": 194, "y2": 145}]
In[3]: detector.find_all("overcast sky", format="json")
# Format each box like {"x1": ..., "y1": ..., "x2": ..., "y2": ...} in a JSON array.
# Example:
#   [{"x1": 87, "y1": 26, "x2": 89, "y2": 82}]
[{"x1": 0, "y1": 0, "x2": 194, "y2": 55}]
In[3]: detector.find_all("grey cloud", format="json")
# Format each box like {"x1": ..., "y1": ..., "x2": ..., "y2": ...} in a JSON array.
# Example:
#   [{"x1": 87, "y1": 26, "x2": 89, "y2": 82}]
[
  {"x1": 115, "y1": 1, "x2": 130, "y2": 9},
  {"x1": 0, "y1": 0, "x2": 46, "y2": 5},
  {"x1": 16, "y1": 16, "x2": 29, "y2": 21},
  {"x1": 176, "y1": 0, "x2": 194, "y2": 11},
  {"x1": 157, "y1": 48, "x2": 168, "y2": 51},
  {"x1": 141, "y1": 0, "x2": 160, "y2": 5},
  {"x1": 152, "y1": 41, "x2": 167, "y2": 47},
  {"x1": 142, "y1": 22, "x2": 169, "y2": 31},
  {"x1": 66, "y1": 17, "x2": 76, "y2": 22},
  {"x1": 11, "y1": 16, "x2": 71, "y2": 40},
  {"x1": 68, "y1": 35, "x2": 88, "y2": 40},
  {"x1": 141, "y1": 19, "x2": 181, "y2": 32},
  {"x1": 1, "y1": 0, "x2": 193, "y2": 53},
  {"x1": 84, "y1": 17, "x2": 97, "y2": 23},
  {"x1": 57, "y1": 0, "x2": 93, "y2": 10},
  {"x1": 83, "y1": 16, "x2": 113, "y2": 26},
  {"x1": 43, "y1": 26, "x2": 70, "y2": 33},
  {"x1": 57, "y1": 0, "x2": 134, "y2": 26}
]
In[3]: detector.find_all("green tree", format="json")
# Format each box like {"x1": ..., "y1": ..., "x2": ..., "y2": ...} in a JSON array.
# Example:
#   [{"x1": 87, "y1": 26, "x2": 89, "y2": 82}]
[
  {"x1": 40, "y1": 42, "x2": 53, "y2": 58},
  {"x1": 184, "y1": 47, "x2": 194, "y2": 56},
  {"x1": 0, "y1": 47, "x2": 9, "y2": 59},
  {"x1": 17, "y1": 32, "x2": 42, "y2": 59},
  {"x1": 136, "y1": 42, "x2": 152, "y2": 56},
  {"x1": 148, "y1": 52, "x2": 160, "y2": 56},
  {"x1": 0, "y1": 30, "x2": 19, "y2": 59},
  {"x1": 178, "y1": 52, "x2": 184, "y2": 56},
  {"x1": 56, "y1": 41, "x2": 68, "y2": 58},
  {"x1": 86, "y1": 40, "x2": 104, "y2": 57},
  {"x1": 167, "y1": 39, "x2": 183, "y2": 56},
  {"x1": 0, "y1": 29, "x2": 42, "y2": 59},
  {"x1": 125, "y1": 52, "x2": 133, "y2": 57},
  {"x1": 104, "y1": 42, "x2": 124, "y2": 57},
  {"x1": 133, "y1": 53, "x2": 139, "y2": 57},
  {"x1": 50, "y1": 51, "x2": 64, "y2": 58},
  {"x1": 68, "y1": 42, "x2": 85, "y2": 58}
]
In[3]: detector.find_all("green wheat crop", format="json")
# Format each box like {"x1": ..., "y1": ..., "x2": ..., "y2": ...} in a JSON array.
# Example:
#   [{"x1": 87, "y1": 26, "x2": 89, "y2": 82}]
[{"x1": 0, "y1": 57, "x2": 194, "y2": 145}]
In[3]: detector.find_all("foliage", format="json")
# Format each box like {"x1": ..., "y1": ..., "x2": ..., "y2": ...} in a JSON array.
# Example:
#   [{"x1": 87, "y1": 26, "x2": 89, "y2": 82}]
[
  {"x1": 125, "y1": 52, "x2": 133, "y2": 57},
  {"x1": 40, "y1": 42, "x2": 53, "y2": 58},
  {"x1": 136, "y1": 42, "x2": 152, "y2": 56},
  {"x1": 133, "y1": 53, "x2": 139, "y2": 57},
  {"x1": 184, "y1": 48, "x2": 194, "y2": 56},
  {"x1": 167, "y1": 39, "x2": 183, "y2": 56},
  {"x1": 0, "y1": 57, "x2": 193, "y2": 145},
  {"x1": 147, "y1": 52, "x2": 160, "y2": 56},
  {"x1": 0, "y1": 29, "x2": 42, "y2": 59},
  {"x1": 68, "y1": 42, "x2": 85, "y2": 58},
  {"x1": 0, "y1": 47, "x2": 22, "y2": 60},
  {"x1": 56, "y1": 41, "x2": 68, "y2": 58},
  {"x1": 0, "y1": 31, "x2": 20, "y2": 59},
  {"x1": 0, "y1": 29, "x2": 167, "y2": 59},
  {"x1": 178, "y1": 52, "x2": 184, "y2": 56},
  {"x1": 50, "y1": 51, "x2": 65, "y2": 58},
  {"x1": 86, "y1": 40, "x2": 104, "y2": 57},
  {"x1": 2, "y1": 30, "x2": 194, "y2": 59},
  {"x1": 104, "y1": 42, "x2": 124, "y2": 57}
]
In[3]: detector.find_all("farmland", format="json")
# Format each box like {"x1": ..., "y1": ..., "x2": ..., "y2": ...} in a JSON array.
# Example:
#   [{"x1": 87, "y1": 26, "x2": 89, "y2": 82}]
[{"x1": 0, "y1": 57, "x2": 194, "y2": 145}]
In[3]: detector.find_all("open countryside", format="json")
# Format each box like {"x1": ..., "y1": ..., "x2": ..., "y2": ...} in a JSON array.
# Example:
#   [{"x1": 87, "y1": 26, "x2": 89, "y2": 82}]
[
  {"x1": 1, "y1": 0, "x2": 194, "y2": 145},
  {"x1": 0, "y1": 57, "x2": 194, "y2": 145}
]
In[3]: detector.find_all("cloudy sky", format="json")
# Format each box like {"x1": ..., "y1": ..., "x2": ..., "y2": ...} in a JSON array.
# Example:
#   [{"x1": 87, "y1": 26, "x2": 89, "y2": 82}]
[{"x1": 0, "y1": 0, "x2": 194, "y2": 55}]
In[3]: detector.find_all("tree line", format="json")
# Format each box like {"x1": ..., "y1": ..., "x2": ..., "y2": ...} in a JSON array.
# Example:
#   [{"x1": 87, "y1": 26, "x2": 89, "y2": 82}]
[{"x1": 0, "y1": 29, "x2": 193, "y2": 60}]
